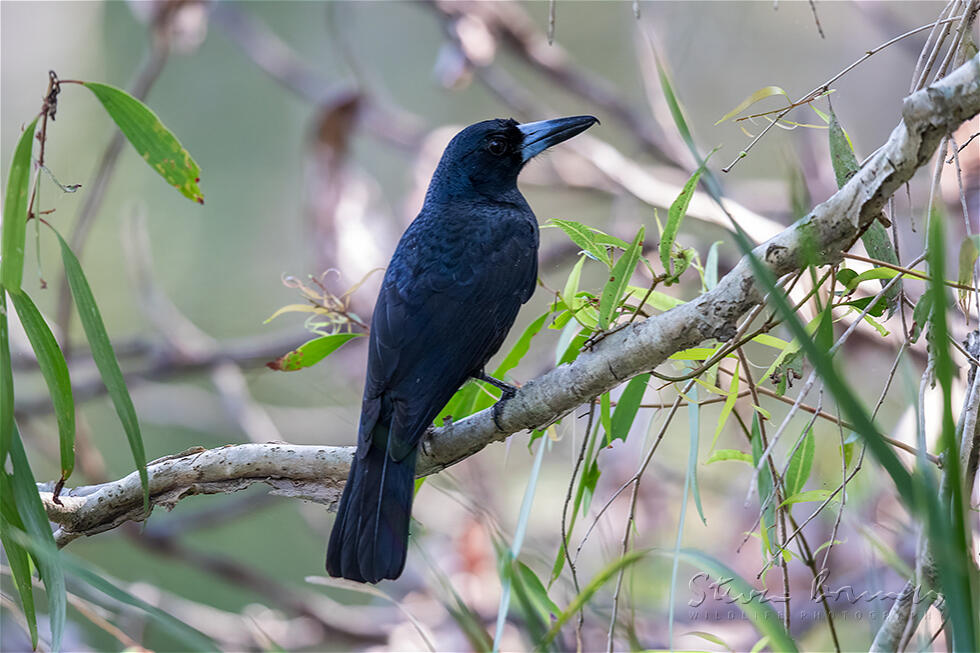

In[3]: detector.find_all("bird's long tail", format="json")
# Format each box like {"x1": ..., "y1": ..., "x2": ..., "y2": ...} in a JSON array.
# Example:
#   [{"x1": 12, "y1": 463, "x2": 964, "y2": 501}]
[{"x1": 326, "y1": 431, "x2": 417, "y2": 583}]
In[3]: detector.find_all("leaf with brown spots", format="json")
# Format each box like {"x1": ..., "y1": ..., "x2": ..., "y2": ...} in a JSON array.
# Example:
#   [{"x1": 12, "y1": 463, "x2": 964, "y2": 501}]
[
  {"x1": 266, "y1": 333, "x2": 362, "y2": 371},
  {"x1": 82, "y1": 82, "x2": 204, "y2": 203}
]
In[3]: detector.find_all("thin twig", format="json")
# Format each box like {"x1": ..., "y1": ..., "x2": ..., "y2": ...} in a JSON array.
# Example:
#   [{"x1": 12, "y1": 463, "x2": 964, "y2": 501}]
[
  {"x1": 722, "y1": 15, "x2": 965, "y2": 172},
  {"x1": 842, "y1": 251, "x2": 974, "y2": 292}
]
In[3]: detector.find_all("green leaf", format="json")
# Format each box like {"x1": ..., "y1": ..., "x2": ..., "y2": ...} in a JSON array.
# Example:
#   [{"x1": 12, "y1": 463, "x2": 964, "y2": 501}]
[
  {"x1": 841, "y1": 431, "x2": 859, "y2": 470},
  {"x1": 815, "y1": 301, "x2": 834, "y2": 351},
  {"x1": 668, "y1": 247, "x2": 697, "y2": 285},
  {"x1": 609, "y1": 374, "x2": 649, "y2": 442},
  {"x1": 840, "y1": 267, "x2": 899, "y2": 293},
  {"x1": 862, "y1": 223, "x2": 901, "y2": 315},
  {"x1": 626, "y1": 285, "x2": 685, "y2": 311},
  {"x1": 7, "y1": 431, "x2": 65, "y2": 653},
  {"x1": 779, "y1": 489, "x2": 833, "y2": 507},
  {"x1": 537, "y1": 548, "x2": 651, "y2": 649},
  {"x1": 265, "y1": 333, "x2": 361, "y2": 371},
  {"x1": 81, "y1": 82, "x2": 204, "y2": 203},
  {"x1": 812, "y1": 538, "x2": 845, "y2": 557},
  {"x1": 573, "y1": 304, "x2": 599, "y2": 330},
  {"x1": 687, "y1": 385, "x2": 706, "y2": 525},
  {"x1": 714, "y1": 85, "x2": 789, "y2": 125},
  {"x1": 957, "y1": 235, "x2": 980, "y2": 311},
  {"x1": 54, "y1": 230, "x2": 149, "y2": 510},
  {"x1": 0, "y1": 290, "x2": 13, "y2": 466},
  {"x1": 705, "y1": 448, "x2": 752, "y2": 465},
  {"x1": 556, "y1": 327, "x2": 589, "y2": 366},
  {"x1": 925, "y1": 211, "x2": 976, "y2": 647},
  {"x1": 1, "y1": 118, "x2": 38, "y2": 291},
  {"x1": 652, "y1": 50, "x2": 699, "y2": 168},
  {"x1": 750, "y1": 415, "x2": 775, "y2": 556},
  {"x1": 861, "y1": 313, "x2": 890, "y2": 338},
  {"x1": 437, "y1": 382, "x2": 481, "y2": 426},
  {"x1": 494, "y1": 312, "x2": 550, "y2": 379},
  {"x1": 562, "y1": 255, "x2": 587, "y2": 311},
  {"x1": 710, "y1": 360, "x2": 739, "y2": 451},
  {"x1": 750, "y1": 637, "x2": 771, "y2": 653},
  {"x1": 684, "y1": 630, "x2": 731, "y2": 649},
  {"x1": 810, "y1": 103, "x2": 831, "y2": 124},
  {"x1": 750, "y1": 333, "x2": 790, "y2": 349},
  {"x1": 9, "y1": 291, "x2": 74, "y2": 480},
  {"x1": 910, "y1": 292, "x2": 933, "y2": 343},
  {"x1": 514, "y1": 561, "x2": 560, "y2": 619},
  {"x1": 579, "y1": 458, "x2": 600, "y2": 517},
  {"x1": 704, "y1": 241, "x2": 723, "y2": 290},
  {"x1": 599, "y1": 226, "x2": 644, "y2": 330},
  {"x1": 0, "y1": 472, "x2": 38, "y2": 648},
  {"x1": 670, "y1": 346, "x2": 723, "y2": 361},
  {"x1": 827, "y1": 107, "x2": 899, "y2": 312},
  {"x1": 599, "y1": 392, "x2": 613, "y2": 443},
  {"x1": 591, "y1": 232, "x2": 631, "y2": 250},
  {"x1": 547, "y1": 219, "x2": 611, "y2": 266},
  {"x1": 827, "y1": 109, "x2": 858, "y2": 187},
  {"x1": 862, "y1": 220, "x2": 900, "y2": 270},
  {"x1": 661, "y1": 167, "x2": 704, "y2": 277},
  {"x1": 836, "y1": 267, "x2": 858, "y2": 291},
  {"x1": 783, "y1": 428, "x2": 815, "y2": 497},
  {"x1": 841, "y1": 295, "x2": 889, "y2": 318}
]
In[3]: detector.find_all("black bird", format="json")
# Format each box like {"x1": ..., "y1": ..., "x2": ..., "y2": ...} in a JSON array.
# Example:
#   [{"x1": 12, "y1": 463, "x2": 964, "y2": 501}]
[{"x1": 326, "y1": 115, "x2": 598, "y2": 583}]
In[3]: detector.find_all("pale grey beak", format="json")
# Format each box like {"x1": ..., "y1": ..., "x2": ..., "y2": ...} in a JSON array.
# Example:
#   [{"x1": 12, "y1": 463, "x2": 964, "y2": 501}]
[{"x1": 517, "y1": 115, "x2": 599, "y2": 162}]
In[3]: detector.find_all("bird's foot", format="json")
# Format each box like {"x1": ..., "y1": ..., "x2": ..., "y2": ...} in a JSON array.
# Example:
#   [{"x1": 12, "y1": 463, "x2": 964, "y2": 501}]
[
  {"x1": 491, "y1": 396, "x2": 511, "y2": 431},
  {"x1": 421, "y1": 428, "x2": 435, "y2": 456},
  {"x1": 475, "y1": 370, "x2": 518, "y2": 431},
  {"x1": 474, "y1": 370, "x2": 518, "y2": 397}
]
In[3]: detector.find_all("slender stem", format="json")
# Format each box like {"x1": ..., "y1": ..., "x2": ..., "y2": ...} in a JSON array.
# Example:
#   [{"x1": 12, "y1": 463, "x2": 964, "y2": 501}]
[
  {"x1": 721, "y1": 15, "x2": 965, "y2": 172},
  {"x1": 842, "y1": 251, "x2": 974, "y2": 292}
]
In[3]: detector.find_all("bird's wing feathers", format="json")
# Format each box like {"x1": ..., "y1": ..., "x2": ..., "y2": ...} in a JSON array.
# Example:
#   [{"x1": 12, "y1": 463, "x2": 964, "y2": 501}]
[{"x1": 358, "y1": 216, "x2": 537, "y2": 461}]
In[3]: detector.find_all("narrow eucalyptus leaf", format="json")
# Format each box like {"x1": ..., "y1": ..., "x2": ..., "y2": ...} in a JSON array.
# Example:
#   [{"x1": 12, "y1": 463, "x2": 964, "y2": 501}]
[
  {"x1": 7, "y1": 432, "x2": 65, "y2": 653},
  {"x1": 266, "y1": 333, "x2": 361, "y2": 371},
  {"x1": 609, "y1": 373, "x2": 649, "y2": 442},
  {"x1": 0, "y1": 472, "x2": 38, "y2": 648},
  {"x1": 55, "y1": 230, "x2": 148, "y2": 510},
  {"x1": 599, "y1": 227, "x2": 644, "y2": 329},
  {"x1": 81, "y1": 82, "x2": 204, "y2": 203},
  {"x1": 9, "y1": 291, "x2": 74, "y2": 479},
  {"x1": 0, "y1": 291, "x2": 14, "y2": 465},
  {"x1": 1, "y1": 118, "x2": 38, "y2": 290}
]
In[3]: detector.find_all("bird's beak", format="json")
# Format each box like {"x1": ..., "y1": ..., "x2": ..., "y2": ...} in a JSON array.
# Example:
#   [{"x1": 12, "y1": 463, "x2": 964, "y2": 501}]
[{"x1": 517, "y1": 115, "x2": 599, "y2": 163}]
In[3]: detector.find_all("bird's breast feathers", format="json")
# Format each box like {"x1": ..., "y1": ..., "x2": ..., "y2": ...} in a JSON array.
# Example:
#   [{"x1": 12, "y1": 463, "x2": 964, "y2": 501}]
[{"x1": 390, "y1": 211, "x2": 538, "y2": 299}]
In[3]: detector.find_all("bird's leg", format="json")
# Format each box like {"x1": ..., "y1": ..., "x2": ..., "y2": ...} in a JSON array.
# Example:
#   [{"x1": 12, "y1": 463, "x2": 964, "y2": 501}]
[
  {"x1": 474, "y1": 370, "x2": 518, "y2": 397},
  {"x1": 474, "y1": 370, "x2": 518, "y2": 431}
]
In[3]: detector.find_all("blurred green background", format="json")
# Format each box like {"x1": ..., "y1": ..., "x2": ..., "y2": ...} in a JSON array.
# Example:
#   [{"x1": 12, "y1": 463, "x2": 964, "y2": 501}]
[{"x1": 1, "y1": 2, "x2": 960, "y2": 651}]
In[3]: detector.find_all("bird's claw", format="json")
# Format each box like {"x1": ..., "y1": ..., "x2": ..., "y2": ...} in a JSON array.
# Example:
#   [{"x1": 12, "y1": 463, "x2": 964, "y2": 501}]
[
  {"x1": 475, "y1": 370, "x2": 518, "y2": 431},
  {"x1": 491, "y1": 396, "x2": 510, "y2": 431}
]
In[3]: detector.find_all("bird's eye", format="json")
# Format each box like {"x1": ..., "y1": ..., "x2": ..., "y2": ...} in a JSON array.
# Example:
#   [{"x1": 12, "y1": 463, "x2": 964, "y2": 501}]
[{"x1": 487, "y1": 138, "x2": 508, "y2": 156}]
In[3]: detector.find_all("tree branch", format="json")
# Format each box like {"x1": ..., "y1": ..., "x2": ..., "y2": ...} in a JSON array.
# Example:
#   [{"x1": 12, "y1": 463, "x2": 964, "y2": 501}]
[{"x1": 38, "y1": 54, "x2": 980, "y2": 547}]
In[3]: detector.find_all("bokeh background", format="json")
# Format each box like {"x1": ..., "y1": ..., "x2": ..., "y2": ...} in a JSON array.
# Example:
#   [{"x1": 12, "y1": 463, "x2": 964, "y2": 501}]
[{"x1": 2, "y1": 1, "x2": 974, "y2": 651}]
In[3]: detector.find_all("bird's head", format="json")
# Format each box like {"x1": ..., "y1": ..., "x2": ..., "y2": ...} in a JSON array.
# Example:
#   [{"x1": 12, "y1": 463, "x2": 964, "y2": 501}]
[{"x1": 427, "y1": 115, "x2": 598, "y2": 202}]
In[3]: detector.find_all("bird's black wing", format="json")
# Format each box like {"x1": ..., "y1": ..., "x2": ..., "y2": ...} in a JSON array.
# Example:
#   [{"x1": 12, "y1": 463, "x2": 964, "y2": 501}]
[{"x1": 357, "y1": 215, "x2": 537, "y2": 462}]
